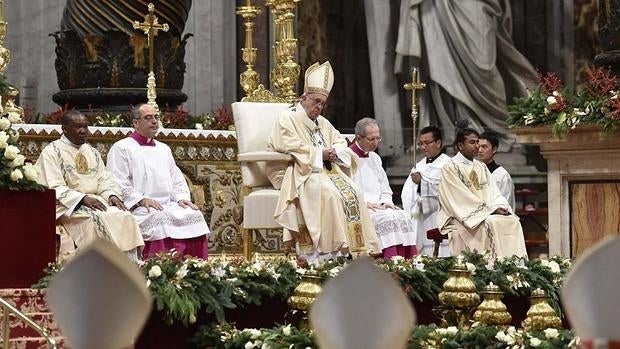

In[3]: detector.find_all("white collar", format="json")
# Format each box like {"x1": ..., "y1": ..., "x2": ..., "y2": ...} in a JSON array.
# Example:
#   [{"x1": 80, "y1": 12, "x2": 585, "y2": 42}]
[
  {"x1": 60, "y1": 134, "x2": 83, "y2": 149},
  {"x1": 453, "y1": 152, "x2": 473, "y2": 165}
]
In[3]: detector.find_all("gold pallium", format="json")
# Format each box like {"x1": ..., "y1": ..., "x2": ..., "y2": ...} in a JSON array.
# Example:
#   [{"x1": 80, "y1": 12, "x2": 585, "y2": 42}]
[{"x1": 75, "y1": 153, "x2": 89, "y2": 174}]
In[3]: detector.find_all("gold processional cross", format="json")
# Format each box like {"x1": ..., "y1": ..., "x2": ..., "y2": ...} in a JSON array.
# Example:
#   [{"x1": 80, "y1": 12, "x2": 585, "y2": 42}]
[
  {"x1": 133, "y1": 3, "x2": 169, "y2": 111},
  {"x1": 403, "y1": 67, "x2": 426, "y2": 163}
]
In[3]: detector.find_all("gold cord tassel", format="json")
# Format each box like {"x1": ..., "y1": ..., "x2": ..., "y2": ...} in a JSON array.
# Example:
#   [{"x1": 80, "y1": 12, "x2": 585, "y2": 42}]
[{"x1": 75, "y1": 152, "x2": 89, "y2": 174}]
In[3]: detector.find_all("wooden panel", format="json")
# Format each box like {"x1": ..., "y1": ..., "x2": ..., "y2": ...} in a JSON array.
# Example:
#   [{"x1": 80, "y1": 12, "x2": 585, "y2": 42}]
[{"x1": 570, "y1": 181, "x2": 620, "y2": 257}]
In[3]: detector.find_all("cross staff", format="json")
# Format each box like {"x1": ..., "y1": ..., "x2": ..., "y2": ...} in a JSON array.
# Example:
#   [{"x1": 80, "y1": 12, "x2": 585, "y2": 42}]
[
  {"x1": 133, "y1": 3, "x2": 169, "y2": 74},
  {"x1": 403, "y1": 67, "x2": 426, "y2": 163}
]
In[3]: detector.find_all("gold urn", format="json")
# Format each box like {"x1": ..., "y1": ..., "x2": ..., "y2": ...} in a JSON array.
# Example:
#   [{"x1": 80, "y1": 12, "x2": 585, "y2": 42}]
[
  {"x1": 287, "y1": 268, "x2": 322, "y2": 329},
  {"x1": 522, "y1": 288, "x2": 562, "y2": 331},
  {"x1": 438, "y1": 257, "x2": 480, "y2": 309},
  {"x1": 473, "y1": 282, "x2": 512, "y2": 326}
]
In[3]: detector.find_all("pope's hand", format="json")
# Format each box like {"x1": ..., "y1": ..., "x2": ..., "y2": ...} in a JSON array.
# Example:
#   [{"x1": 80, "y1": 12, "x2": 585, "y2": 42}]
[
  {"x1": 493, "y1": 207, "x2": 510, "y2": 215},
  {"x1": 178, "y1": 199, "x2": 199, "y2": 210},
  {"x1": 322, "y1": 148, "x2": 336, "y2": 161},
  {"x1": 108, "y1": 195, "x2": 127, "y2": 211},
  {"x1": 82, "y1": 196, "x2": 106, "y2": 211},
  {"x1": 139, "y1": 198, "x2": 163, "y2": 211}
]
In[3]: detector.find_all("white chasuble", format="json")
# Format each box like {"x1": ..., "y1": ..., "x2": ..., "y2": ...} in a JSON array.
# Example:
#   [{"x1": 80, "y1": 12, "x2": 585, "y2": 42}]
[
  {"x1": 106, "y1": 138, "x2": 210, "y2": 241},
  {"x1": 36, "y1": 137, "x2": 144, "y2": 253},
  {"x1": 401, "y1": 153, "x2": 450, "y2": 256},
  {"x1": 267, "y1": 104, "x2": 381, "y2": 259},
  {"x1": 352, "y1": 152, "x2": 416, "y2": 250},
  {"x1": 437, "y1": 152, "x2": 527, "y2": 258}
]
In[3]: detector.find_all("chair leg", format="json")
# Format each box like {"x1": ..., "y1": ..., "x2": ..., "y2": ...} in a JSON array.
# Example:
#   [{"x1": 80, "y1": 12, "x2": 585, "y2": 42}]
[{"x1": 243, "y1": 228, "x2": 254, "y2": 260}]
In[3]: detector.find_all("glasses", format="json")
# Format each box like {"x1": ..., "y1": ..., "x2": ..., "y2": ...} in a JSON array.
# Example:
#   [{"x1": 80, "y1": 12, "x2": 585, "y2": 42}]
[
  {"x1": 363, "y1": 136, "x2": 382, "y2": 142},
  {"x1": 138, "y1": 114, "x2": 160, "y2": 121},
  {"x1": 417, "y1": 139, "x2": 437, "y2": 147}
]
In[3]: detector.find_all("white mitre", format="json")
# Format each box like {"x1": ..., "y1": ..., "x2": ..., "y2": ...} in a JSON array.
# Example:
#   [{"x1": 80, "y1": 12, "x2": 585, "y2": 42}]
[
  {"x1": 47, "y1": 240, "x2": 152, "y2": 349},
  {"x1": 303, "y1": 61, "x2": 334, "y2": 97},
  {"x1": 309, "y1": 258, "x2": 416, "y2": 349},
  {"x1": 562, "y1": 237, "x2": 620, "y2": 349}
]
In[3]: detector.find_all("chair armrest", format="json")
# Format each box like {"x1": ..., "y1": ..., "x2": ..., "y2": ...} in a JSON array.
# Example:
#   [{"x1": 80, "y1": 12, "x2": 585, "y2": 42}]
[{"x1": 237, "y1": 151, "x2": 292, "y2": 162}]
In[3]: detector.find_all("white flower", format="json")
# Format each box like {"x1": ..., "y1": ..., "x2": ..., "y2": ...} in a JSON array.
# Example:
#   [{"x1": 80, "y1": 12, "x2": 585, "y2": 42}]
[
  {"x1": 530, "y1": 338, "x2": 542, "y2": 347},
  {"x1": 251, "y1": 261, "x2": 263, "y2": 274},
  {"x1": 10, "y1": 168, "x2": 23, "y2": 182},
  {"x1": 465, "y1": 262, "x2": 476, "y2": 275},
  {"x1": 211, "y1": 266, "x2": 226, "y2": 280},
  {"x1": 435, "y1": 328, "x2": 448, "y2": 336},
  {"x1": 282, "y1": 324, "x2": 291, "y2": 336},
  {"x1": 446, "y1": 326, "x2": 458, "y2": 335},
  {"x1": 552, "y1": 90, "x2": 560, "y2": 96},
  {"x1": 22, "y1": 162, "x2": 38, "y2": 181},
  {"x1": 148, "y1": 265, "x2": 162, "y2": 278},
  {"x1": 414, "y1": 261, "x2": 425, "y2": 271},
  {"x1": 547, "y1": 96, "x2": 557, "y2": 105},
  {"x1": 7, "y1": 112, "x2": 21, "y2": 124},
  {"x1": 8, "y1": 129, "x2": 18, "y2": 142},
  {"x1": 176, "y1": 264, "x2": 188, "y2": 279},
  {"x1": 189, "y1": 314, "x2": 197, "y2": 324},
  {"x1": 495, "y1": 331, "x2": 516, "y2": 345},
  {"x1": 547, "y1": 261, "x2": 561, "y2": 274},
  {"x1": 0, "y1": 117, "x2": 10, "y2": 130},
  {"x1": 328, "y1": 267, "x2": 341, "y2": 277},
  {"x1": 523, "y1": 113, "x2": 536, "y2": 125},
  {"x1": 296, "y1": 267, "x2": 307, "y2": 275},
  {"x1": 245, "y1": 342, "x2": 255, "y2": 349},
  {"x1": 260, "y1": 344, "x2": 271, "y2": 349},
  {"x1": 4, "y1": 145, "x2": 20, "y2": 160},
  {"x1": 391, "y1": 255, "x2": 405, "y2": 263},
  {"x1": 0, "y1": 131, "x2": 8, "y2": 148},
  {"x1": 244, "y1": 328, "x2": 261, "y2": 339},
  {"x1": 146, "y1": 280, "x2": 151, "y2": 288},
  {"x1": 544, "y1": 328, "x2": 559, "y2": 339},
  {"x1": 8, "y1": 154, "x2": 25, "y2": 168}
]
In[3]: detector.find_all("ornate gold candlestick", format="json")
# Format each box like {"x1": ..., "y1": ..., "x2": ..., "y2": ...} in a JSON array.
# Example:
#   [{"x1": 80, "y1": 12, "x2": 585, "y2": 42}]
[
  {"x1": 266, "y1": 0, "x2": 301, "y2": 103},
  {"x1": 287, "y1": 268, "x2": 322, "y2": 329},
  {"x1": 435, "y1": 256, "x2": 480, "y2": 328},
  {"x1": 133, "y1": 3, "x2": 169, "y2": 112},
  {"x1": 236, "y1": 0, "x2": 262, "y2": 97},
  {"x1": 0, "y1": 0, "x2": 9, "y2": 73},
  {"x1": 522, "y1": 288, "x2": 562, "y2": 331},
  {"x1": 473, "y1": 282, "x2": 512, "y2": 326}
]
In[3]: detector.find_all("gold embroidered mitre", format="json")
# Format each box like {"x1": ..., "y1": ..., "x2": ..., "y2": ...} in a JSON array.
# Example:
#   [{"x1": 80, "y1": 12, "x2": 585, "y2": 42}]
[{"x1": 303, "y1": 61, "x2": 334, "y2": 97}]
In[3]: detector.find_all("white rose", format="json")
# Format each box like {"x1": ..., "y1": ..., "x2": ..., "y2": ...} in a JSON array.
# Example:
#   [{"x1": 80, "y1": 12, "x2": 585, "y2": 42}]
[
  {"x1": 546, "y1": 96, "x2": 557, "y2": 105},
  {"x1": 4, "y1": 145, "x2": 20, "y2": 160},
  {"x1": 0, "y1": 131, "x2": 8, "y2": 148},
  {"x1": 547, "y1": 261, "x2": 561, "y2": 274},
  {"x1": 530, "y1": 338, "x2": 542, "y2": 347},
  {"x1": 465, "y1": 262, "x2": 476, "y2": 275},
  {"x1": 8, "y1": 154, "x2": 25, "y2": 168},
  {"x1": 552, "y1": 90, "x2": 560, "y2": 96},
  {"x1": 0, "y1": 117, "x2": 10, "y2": 130},
  {"x1": 7, "y1": 112, "x2": 21, "y2": 124},
  {"x1": 261, "y1": 343, "x2": 271, "y2": 349},
  {"x1": 543, "y1": 328, "x2": 559, "y2": 339},
  {"x1": 282, "y1": 324, "x2": 291, "y2": 336},
  {"x1": 148, "y1": 265, "x2": 162, "y2": 278},
  {"x1": 244, "y1": 342, "x2": 255, "y2": 349},
  {"x1": 446, "y1": 326, "x2": 458, "y2": 335},
  {"x1": 23, "y1": 163, "x2": 38, "y2": 181},
  {"x1": 9, "y1": 129, "x2": 18, "y2": 142},
  {"x1": 176, "y1": 264, "x2": 188, "y2": 279},
  {"x1": 10, "y1": 168, "x2": 23, "y2": 182}
]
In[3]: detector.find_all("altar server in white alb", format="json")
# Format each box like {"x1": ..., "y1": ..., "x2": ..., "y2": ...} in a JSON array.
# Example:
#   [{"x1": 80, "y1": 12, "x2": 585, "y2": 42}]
[
  {"x1": 478, "y1": 131, "x2": 515, "y2": 211},
  {"x1": 36, "y1": 110, "x2": 144, "y2": 261},
  {"x1": 401, "y1": 126, "x2": 451, "y2": 257},
  {"x1": 350, "y1": 117, "x2": 417, "y2": 258},
  {"x1": 107, "y1": 103, "x2": 210, "y2": 259},
  {"x1": 437, "y1": 125, "x2": 527, "y2": 258}
]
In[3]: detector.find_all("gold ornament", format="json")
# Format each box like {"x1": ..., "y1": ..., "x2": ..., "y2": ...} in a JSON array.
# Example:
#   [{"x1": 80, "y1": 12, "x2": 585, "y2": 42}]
[
  {"x1": 473, "y1": 282, "x2": 512, "y2": 326},
  {"x1": 236, "y1": 0, "x2": 262, "y2": 97},
  {"x1": 287, "y1": 267, "x2": 322, "y2": 329},
  {"x1": 75, "y1": 153, "x2": 89, "y2": 174},
  {"x1": 434, "y1": 256, "x2": 480, "y2": 328},
  {"x1": 522, "y1": 288, "x2": 562, "y2": 331}
]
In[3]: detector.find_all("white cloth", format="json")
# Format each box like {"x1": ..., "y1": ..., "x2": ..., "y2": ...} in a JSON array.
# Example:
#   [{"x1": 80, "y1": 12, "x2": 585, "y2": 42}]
[
  {"x1": 401, "y1": 153, "x2": 450, "y2": 256},
  {"x1": 106, "y1": 137, "x2": 210, "y2": 241},
  {"x1": 491, "y1": 166, "x2": 515, "y2": 212},
  {"x1": 352, "y1": 152, "x2": 416, "y2": 249}
]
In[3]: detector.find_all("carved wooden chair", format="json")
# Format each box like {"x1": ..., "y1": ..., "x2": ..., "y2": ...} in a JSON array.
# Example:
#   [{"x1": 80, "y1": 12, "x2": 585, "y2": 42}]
[{"x1": 232, "y1": 101, "x2": 292, "y2": 259}]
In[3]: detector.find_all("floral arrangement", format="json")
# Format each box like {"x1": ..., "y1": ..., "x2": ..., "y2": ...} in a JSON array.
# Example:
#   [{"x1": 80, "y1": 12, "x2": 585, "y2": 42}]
[
  {"x1": 191, "y1": 322, "x2": 576, "y2": 349},
  {"x1": 35, "y1": 251, "x2": 572, "y2": 328},
  {"x1": 190, "y1": 105, "x2": 234, "y2": 130},
  {"x1": 0, "y1": 107, "x2": 45, "y2": 191},
  {"x1": 508, "y1": 67, "x2": 620, "y2": 136}
]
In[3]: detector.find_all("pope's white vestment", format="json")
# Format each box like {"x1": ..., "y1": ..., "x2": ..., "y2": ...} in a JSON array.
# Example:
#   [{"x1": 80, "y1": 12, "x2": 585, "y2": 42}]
[
  {"x1": 267, "y1": 104, "x2": 382, "y2": 261},
  {"x1": 402, "y1": 153, "x2": 451, "y2": 257},
  {"x1": 437, "y1": 152, "x2": 527, "y2": 258},
  {"x1": 106, "y1": 137, "x2": 210, "y2": 243},
  {"x1": 351, "y1": 150, "x2": 416, "y2": 250},
  {"x1": 36, "y1": 136, "x2": 144, "y2": 257}
]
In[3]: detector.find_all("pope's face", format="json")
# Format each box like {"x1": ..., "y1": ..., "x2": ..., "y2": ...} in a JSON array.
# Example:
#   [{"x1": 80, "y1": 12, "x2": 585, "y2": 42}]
[
  {"x1": 477, "y1": 138, "x2": 495, "y2": 164},
  {"x1": 300, "y1": 93, "x2": 327, "y2": 120},
  {"x1": 458, "y1": 133, "x2": 479, "y2": 161},
  {"x1": 62, "y1": 114, "x2": 89, "y2": 145},
  {"x1": 133, "y1": 104, "x2": 160, "y2": 139}
]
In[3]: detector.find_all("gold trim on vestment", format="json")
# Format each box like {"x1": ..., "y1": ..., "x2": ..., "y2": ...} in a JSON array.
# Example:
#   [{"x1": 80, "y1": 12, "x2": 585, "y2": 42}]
[{"x1": 325, "y1": 167, "x2": 366, "y2": 253}]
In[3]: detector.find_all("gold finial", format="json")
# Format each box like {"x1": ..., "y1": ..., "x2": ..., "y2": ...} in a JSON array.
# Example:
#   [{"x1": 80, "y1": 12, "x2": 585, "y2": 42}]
[
  {"x1": 133, "y1": 3, "x2": 169, "y2": 111},
  {"x1": 236, "y1": 0, "x2": 263, "y2": 97},
  {"x1": 403, "y1": 67, "x2": 426, "y2": 163},
  {"x1": 473, "y1": 282, "x2": 512, "y2": 326},
  {"x1": 522, "y1": 288, "x2": 562, "y2": 331}
]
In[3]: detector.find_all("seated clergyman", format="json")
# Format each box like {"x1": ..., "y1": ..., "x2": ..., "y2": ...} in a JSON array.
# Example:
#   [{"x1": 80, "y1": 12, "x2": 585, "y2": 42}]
[{"x1": 36, "y1": 110, "x2": 144, "y2": 260}]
